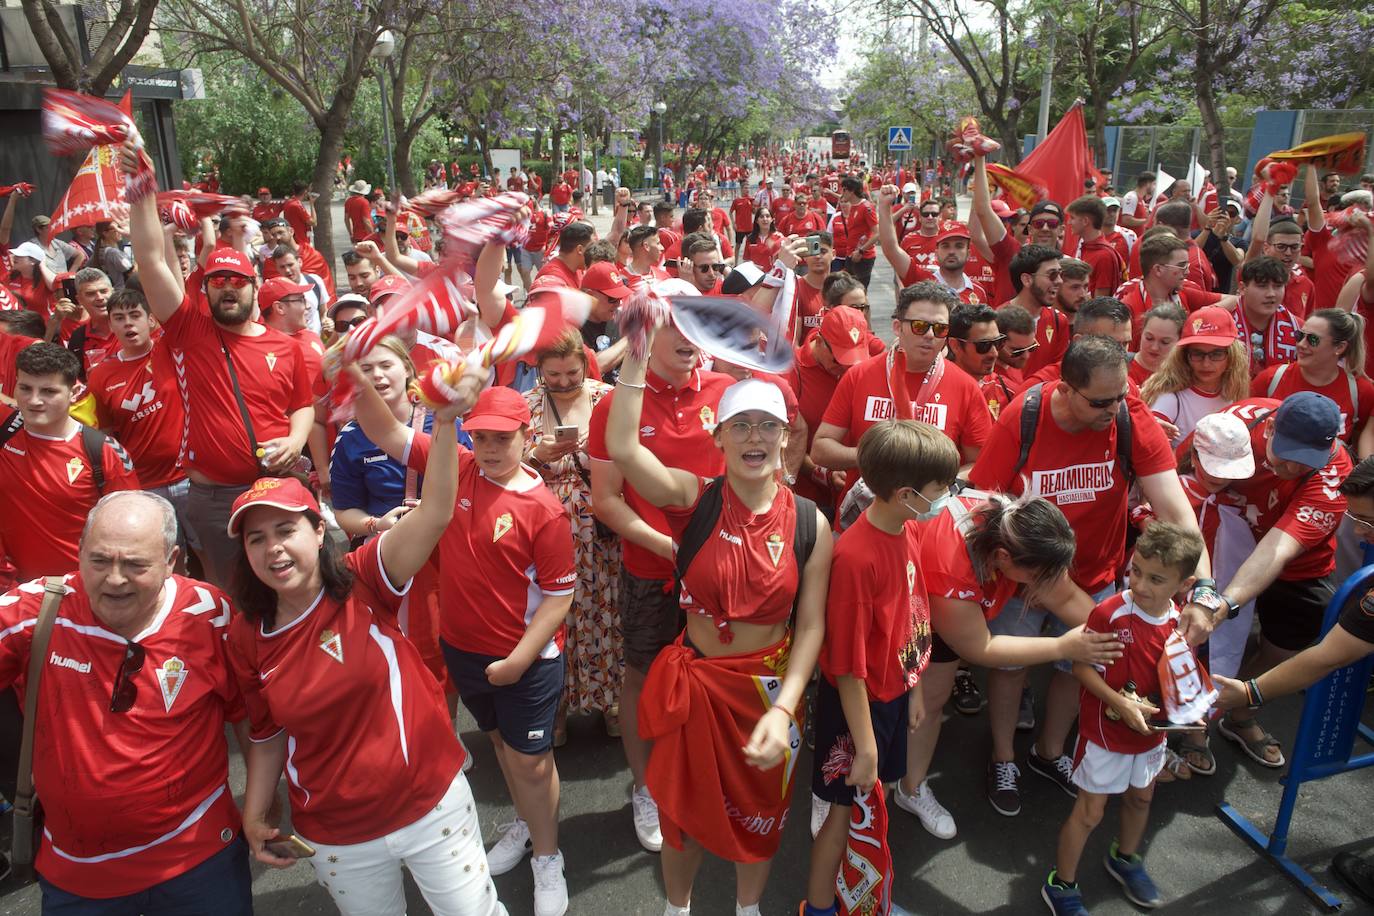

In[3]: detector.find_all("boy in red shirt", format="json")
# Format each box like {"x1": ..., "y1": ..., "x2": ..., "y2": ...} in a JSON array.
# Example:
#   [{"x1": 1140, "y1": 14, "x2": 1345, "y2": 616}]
[
  {"x1": 1043, "y1": 522, "x2": 1205, "y2": 914},
  {"x1": 803, "y1": 420, "x2": 960, "y2": 916}
]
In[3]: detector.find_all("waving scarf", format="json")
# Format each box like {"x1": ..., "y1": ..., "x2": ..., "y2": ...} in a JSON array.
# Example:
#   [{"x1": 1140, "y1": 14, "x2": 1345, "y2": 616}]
[{"x1": 42, "y1": 89, "x2": 156, "y2": 202}]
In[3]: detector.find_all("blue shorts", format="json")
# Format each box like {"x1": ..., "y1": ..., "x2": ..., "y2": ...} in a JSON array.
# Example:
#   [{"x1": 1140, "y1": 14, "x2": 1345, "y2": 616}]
[
  {"x1": 811, "y1": 677, "x2": 910, "y2": 805},
  {"x1": 441, "y1": 642, "x2": 563, "y2": 754},
  {"x1": 38, "y1": 835, "x2": 251, "y2": 915},
  {"x1": 987, "y1": 583, "x2": 1116, "y2": 673}
]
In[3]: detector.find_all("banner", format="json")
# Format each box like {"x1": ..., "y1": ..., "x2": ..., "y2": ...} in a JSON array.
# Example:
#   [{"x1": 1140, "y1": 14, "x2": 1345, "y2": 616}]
[
  {"x1": 986, "y1": 162, "x2": 1049, "y2": 210},
  {"x1": 1269, "y1": 133, "x2": 1368, "y2": 176}
]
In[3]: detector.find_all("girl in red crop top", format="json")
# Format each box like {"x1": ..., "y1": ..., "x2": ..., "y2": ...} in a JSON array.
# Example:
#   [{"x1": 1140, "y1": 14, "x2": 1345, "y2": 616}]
[{"x1": 607, "y1": 330, "x2": 832, "y2": 914}]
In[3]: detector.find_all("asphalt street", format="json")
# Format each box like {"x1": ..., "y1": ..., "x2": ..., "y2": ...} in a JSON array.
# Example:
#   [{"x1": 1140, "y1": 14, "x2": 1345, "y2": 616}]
[{"x1": 3, "y1": 192, "x2": 1372, "y2": 916}]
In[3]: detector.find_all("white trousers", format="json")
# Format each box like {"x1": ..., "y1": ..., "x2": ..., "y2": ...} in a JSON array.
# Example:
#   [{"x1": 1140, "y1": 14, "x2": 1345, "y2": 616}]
[{"x1": 298, "y1": 773, "x2": 507, "y2": 916}]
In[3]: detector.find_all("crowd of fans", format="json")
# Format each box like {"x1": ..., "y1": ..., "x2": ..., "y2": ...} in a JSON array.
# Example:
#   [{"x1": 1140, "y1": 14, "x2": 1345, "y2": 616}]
[{"x1": 1, "y1": 134, "x2": 1374, "y2": 916}]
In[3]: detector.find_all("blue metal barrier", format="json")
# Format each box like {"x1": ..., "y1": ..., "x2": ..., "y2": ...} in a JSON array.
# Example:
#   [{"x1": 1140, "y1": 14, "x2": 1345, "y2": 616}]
[{"x1": 1216, "y1": 563, "x2": 1374, "y2": 910}]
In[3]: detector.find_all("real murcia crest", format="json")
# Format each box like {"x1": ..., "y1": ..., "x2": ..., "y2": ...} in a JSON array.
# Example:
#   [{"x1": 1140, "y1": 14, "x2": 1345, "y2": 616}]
[
  {"x1": 766, "y1": 533, "x2": 785, "y2": 567},
  {"x1": 493, "y1": 512, "x2": 513, "y2": 542},
  {"x1": 156, "y1": 657, "x2": 188, "y2": 711},
  {"x1": 318, "y1": 629, "x2": 344, "y2": 664},
  {"x1": 906, "y1": 560, "x2": 916, "y2": 595}
]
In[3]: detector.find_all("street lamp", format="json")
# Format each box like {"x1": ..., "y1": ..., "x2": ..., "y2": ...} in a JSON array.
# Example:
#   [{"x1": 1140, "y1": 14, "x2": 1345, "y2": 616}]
[
  {"x1": 371, "y1": 29, "x2": 397, "y2": 193},
  {"x1": 653, "y1": 101, "x2": 667, "y2": 193}
]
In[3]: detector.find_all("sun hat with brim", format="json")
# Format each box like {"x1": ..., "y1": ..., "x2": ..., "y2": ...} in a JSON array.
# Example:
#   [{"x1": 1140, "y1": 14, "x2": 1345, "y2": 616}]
[
  {"x1": 1179, "y1": 306, "x2": 1238, "y2": 349},
  {"x1": 716, "y1": 377, "x2": 788, "y2": 426},
  {"x1": 227, "y1": 477, "x2": 321, "y2": 538},
  {"x1": 1271, "y1": 391, "x2": 1340, "y2": 469},
  {"x1": 462, "y1": 385, "x2": 531, "y2": 432},
  {"x1": 348, "y1": 180, "x2": 372, "y2": 196},
  {"x1": 1192, "y1": 413, "x2": 1255, "y2": 479},
  {"x1": 328, "y1": 293, "x2": 371, "y2": 318}
]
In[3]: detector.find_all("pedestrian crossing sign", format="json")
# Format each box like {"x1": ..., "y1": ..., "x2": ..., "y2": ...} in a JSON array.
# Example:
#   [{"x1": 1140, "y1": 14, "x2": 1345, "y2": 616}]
[{"x1": 888, "y1": 127, "x2": 913, "y2": 151}]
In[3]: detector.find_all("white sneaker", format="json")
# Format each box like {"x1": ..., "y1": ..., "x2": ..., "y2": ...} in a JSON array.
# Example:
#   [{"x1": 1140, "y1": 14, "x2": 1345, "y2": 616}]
[
  {"x1": 486, "y1": 818, "x2": 532, "y2": 875},
  {"x1": 662, "y1": 905, "x2": 690, "y2": 916},
  {"x1": 735, "y1": 904, "x2": 762, "y2": 916},
  {"x1": 893, "y1": 779, "x2": 957, "y2": 839},
  {"x1": 810, "y1": 792, "x2": 832, "y2": 839},
  {"x1": 458, "y1": 732, "x2": 474, "y2": 774},
  {"x1": 632, "y1": 785, "x2": 663, "y2": 852},
  {"x1": 531, "y1": 851, "x2": 569, "y2": 916}
]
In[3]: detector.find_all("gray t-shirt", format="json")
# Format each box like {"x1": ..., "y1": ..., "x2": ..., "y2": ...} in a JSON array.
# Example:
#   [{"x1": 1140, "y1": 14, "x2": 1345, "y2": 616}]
[{"x1": 101, "y1": 245, "x2": 134, "y2": 288}]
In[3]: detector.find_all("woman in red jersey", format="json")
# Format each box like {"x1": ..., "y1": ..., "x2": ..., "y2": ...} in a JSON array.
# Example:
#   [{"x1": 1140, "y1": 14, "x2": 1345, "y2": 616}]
[{"x1": 607, "y1": 333, "x2": 832, "y2": 916}]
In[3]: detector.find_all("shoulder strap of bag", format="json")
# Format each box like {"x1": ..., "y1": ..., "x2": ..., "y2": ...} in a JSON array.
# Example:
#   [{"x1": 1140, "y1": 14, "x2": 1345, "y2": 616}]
[
  {"x1": 13, "y1": 578, "x2": 67, "y2": 858},
  {"x1": 789, "y1": 491, "x2": 819, "y2": 620},
  {"x1": 218, "y1": 332, "x2": 260, "y2": 458},
  {"x1": 0, "y1": 409, "x2": 23, "y2": 450},
  {"x1": 1115, "y1": 397, "x2": 1134, "y2": 485},
  {"x1": 1265, "y1": 363, "x2": 1289, "y2": 398},
  {"x1": 674, "y1": 476, "x2": 726, "y2": 587},
  {"x1": 80, "y1": 424, "x2": 107, "y2": 496},
  {"x1": 1011, "y1": 383, "x2": 1044, "y2": 481}
]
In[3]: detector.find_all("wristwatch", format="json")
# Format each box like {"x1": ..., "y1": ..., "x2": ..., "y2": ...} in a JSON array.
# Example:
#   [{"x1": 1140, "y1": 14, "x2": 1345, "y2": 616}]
[{"x1": 1186, "y1": 583, "x2": 1225, "y2": 617}]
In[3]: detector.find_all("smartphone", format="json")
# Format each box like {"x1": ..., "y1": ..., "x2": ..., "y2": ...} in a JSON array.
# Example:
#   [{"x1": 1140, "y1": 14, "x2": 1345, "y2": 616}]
[
  {"x1": 265, "y1": 834, "x2": 316, "y2": 859},
  {"x1": 1148, "y1": 723, "x2": 1207, "y2": 733},
  {"x1": 554, "y1": 425, "x2": 579, "y2": 443},
  {"x1": 805, "y1": 234, "x2": 822, "y2": 257},
  {"x1": 59, "y1": 275, "x2": 77, "y2": 301}
]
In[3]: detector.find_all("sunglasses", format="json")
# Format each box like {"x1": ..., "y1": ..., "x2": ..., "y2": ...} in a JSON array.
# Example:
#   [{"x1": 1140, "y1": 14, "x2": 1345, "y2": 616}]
[
  {"x1": 920, "y1": 210, "x2": 940, "y2": 218},
  {"x1": 206, "y1": 274, "x2": 252, "y2": 289},
  {"x1": 335, "y1": 316, "x2": 368, "y2": 331},
  {"x1": 955, "y1": 335, "x2": 1007, "y2": 354},
  {"x1": 1071, "y1": 386, "x2": 1127, "y2": 409},
  {"x1": 695, "y1": 263, "x2": 727, "y2": 274},
  {"x1": 1008, "y1": 340, "x2": 1040, "y2": 357},
  {"x1": 1031, "y1": 218, "x2": 1060, "y2": 230},
  {"x1": 902, "y1": 319, "x2": 950, "y2": 338},
  {"x1": 1299, "y1": 332, "x2": 1324, "y2": 347},
  {"x1": 110, "y1": 640, "x2": 145, "y2": 714}
]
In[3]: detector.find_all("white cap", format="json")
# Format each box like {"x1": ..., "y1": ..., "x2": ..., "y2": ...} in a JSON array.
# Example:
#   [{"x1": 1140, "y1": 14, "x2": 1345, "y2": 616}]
[
  {"x1": 1193, "y1": 412, "x2": 1255, "y2": 479},
  {"x1": 717, "y1": 378, "x2": 788, "y2": 426},
  {"x1": 9, "y1": 241, "x2": 45, "y2": 262},
  {"x1": 901, "y1": 182, "x2": 919, "y2": 194},
  {"x1": 1101, "y1": 196, "x2": 1121, "y2": 209}
]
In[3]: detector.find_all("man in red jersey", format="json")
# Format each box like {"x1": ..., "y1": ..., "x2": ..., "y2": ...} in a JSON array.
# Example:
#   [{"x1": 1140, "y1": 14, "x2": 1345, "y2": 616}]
[
  {"x1": 812, "y1": 281, "x2": 991, "y2": 498},
  {"x1": 831, "y1": 176, "x2": 879, "y2": 288},
  {"x1": 1118, "y1": 172, "x2": 1155, "y2": 231},
  {"x1": 63, "y1": 267, "x2": 120, "y2": 377},
  {"x1": 258, "y1": 218, "x2": 335, "y2": 297},
  {"x1": 1115, "y1": 235, "x2": 1234, "y2": 347},
  {"x1": 1001, "y1": 245, "x2": 1070, "y2": 377},
  {"x1": 587, "y1": 292, "x2": 735, "y2": 854},
  {"x1": 0, "y1": 491, "x2": 249, "y2": 911},
  {"x1": 89, "y1": 289, "x2": 194, "y2": 553},
  {"x1": 1154, "y1": 200, "x2": 1215, "y2": 292},
  {"x1": 772, "y1": 184, "x2": 798, "y2": 235},
  {"x1": 250, "y1": 186, "x2": 280, "y2": 224},
  {"x1": 124, "y1": 145, "x2": 315, "y2": 590},
  {"x1": 1234, "y1": 256, "x2": 1301, "y2": 377},
  {"x1": 1246, "y1": 190, "x2": 1318, "y2": 319},
  {"x1": 0, "y1": 343, "x2": 139, "y2": 582},
  {"x1": 946, "y1": 302, "x2": 1005, "y2": 396},
  {"x1": 532, "y1": 221, "x2": 594, "y2": 290},
  {"x1": 281, "y1": 180, "x2": 316, "y2": 246},
  {"x1": 1066, "y1": 196, "x2": 1124, "y2": 297},
  {"x1": 550, "y1": 176, "x2": 573, "y2": 213},
  {"x1": 344, "y1": 179, "x2": 374, "y2": 242}
]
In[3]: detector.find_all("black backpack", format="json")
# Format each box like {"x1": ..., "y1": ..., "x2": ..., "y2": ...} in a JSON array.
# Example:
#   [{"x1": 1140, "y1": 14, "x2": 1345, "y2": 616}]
[
  {"x1": 0, "y1": 410, "x2": 110, "y2": 494},
  {"x1": 673, "y1": 476, "x2": 818, "y2": 619},
  {"x1": 1009, "y1": 382, "x2": 1134, "y2": 486}
]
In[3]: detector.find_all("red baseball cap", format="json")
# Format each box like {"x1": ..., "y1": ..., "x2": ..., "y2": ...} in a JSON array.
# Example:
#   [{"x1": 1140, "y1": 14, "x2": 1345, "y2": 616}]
[
  {"x1": 257, "y1": 187, "x2": 271, "y2": 196},
  {"x1": 936, "y1": 222, "x2": 972, "y2": 244},
  {"x1": 580, "y1": 261, "x2": 632, "y2": 299},
  {"x1": 259, "y1": 277, "x2": 311, "y2": 312},
  {"x1": 227, "y1": 477, "x2": 321, "y2": 537},
  {"x1": 1180, "y1": 306, "x2": 1238, "y2": 348},
  {"x1": 204, "y1": 248, "x2": 255, "y2": 278},
  {"x1": 818, "y1": 306, "x2": 869, "y2": 366},
  {"x1": 369, "y1": 274, "x2": 411, "y2": 306},
  {"x1": 463, "y1": 385, "x2": 532, "y2": 432},
  {"x1": 990, "y1": 199, "x2": 1015, "y2": 219}
]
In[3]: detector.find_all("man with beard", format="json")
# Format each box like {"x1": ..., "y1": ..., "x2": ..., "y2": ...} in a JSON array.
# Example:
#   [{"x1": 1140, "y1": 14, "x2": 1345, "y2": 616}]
[
  {"x1": 877, "y1": 187, "x2": 987, "y2": 303},
  {"x1": 342, "y1": 249, "x2": 381, "y2": 297},
  {"x1": 123, "y1": 146, "x2": 314, "y2": 589},
  {"x1": 1116, "y1": 235, "x2": 1235, "y2": 348},
  {"x1": 1001, "y1": 245, "x2": 1068, "y2": 377},
  {"x1": 970, "y1": 157, "x2": 1064, "y2": 307},
  {"x1": 1056, "y1": 259, "x2": 1093, "y2": 318}
]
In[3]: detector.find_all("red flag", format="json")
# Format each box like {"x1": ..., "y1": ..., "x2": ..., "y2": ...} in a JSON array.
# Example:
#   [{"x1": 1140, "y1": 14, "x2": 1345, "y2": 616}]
[
  {"x1": 1018, "y1": 102, "x2": 1101, "y2": 207},
  {"x1": 42, "y1": 89, "x2": 156, "y2": 202},
  {"x1": 47, "y1": 145, "x2": 129, "y2": 240}
]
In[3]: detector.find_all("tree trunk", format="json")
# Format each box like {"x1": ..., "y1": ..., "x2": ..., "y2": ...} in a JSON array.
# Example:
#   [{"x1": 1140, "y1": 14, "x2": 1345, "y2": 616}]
[
  {"x1": 995, "y1": 117, "x2": 1022, "y2": 166},
  {"x1": 552, "y1": 124, "x2": 565, "y2": 171},
  {"x1": 312, "y1": 114, "x2": 349, "y2": 272},
  {"x1": 533, "y1": 127, "x2": 544, "y2": 161},
  {"x1": 395, "y1": 127, "x2": 418, "y2": 198},
  {"x1": 1194, "y1": 49, "x2": 1231, "y2": 201},
  {"x1": 1091, "y1": 95, "x2": 1109, "y2": 166}
]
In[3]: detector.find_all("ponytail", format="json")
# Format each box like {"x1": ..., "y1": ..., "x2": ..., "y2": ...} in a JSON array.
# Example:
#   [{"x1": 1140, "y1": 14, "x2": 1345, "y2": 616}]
[
  {"x1": 965, "y1": 495, "x2": 1076, "y2": 603},
  {"x1": 1317, "y1": 308, "x2": 1366, "y2": 378}
]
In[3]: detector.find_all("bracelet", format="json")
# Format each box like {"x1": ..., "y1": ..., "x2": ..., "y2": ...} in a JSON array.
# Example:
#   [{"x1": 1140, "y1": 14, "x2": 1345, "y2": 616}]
[
  {"x1": 617, "y1": 378, "x2": 646, "y2": 390},
  {"x1": 364, "y1": 516, "x2": 378, "y2": 535},
  {"x1": 769, "y1": 702, "x2": 798, "y2": 727},
  {"x1": 1245, "y1": 678, "x2": 1265, "y2": 709}
]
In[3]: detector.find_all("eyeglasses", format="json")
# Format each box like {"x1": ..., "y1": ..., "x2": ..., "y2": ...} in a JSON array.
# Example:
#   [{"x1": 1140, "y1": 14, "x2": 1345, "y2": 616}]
[
  {"x1": 1008, "y1": 340, "x2": 1039, "y2": 357},
  {"x1": 109, "y1": 640, "x2": 145, "y2": 714},
  {"x1": 1345, "y1": 510, "x2": 1374, "y2": 532},
  {"x1": 1299, "y1": 332, "x2": 1324, "y2": 347},
  {"x1": 902, "y1": 319, "x2": 950, "y2": 338},
  {"x1": 1031, "y1": 219, "x2": 1060, "y2": 230},
  {"x1": 1070, "y1": 386, "x2": 1127, "y2": 409},
  {"x1": 206, "y1": 274, "x2": 252, "y2": 289},
  {"x1": 1270, "y1": 242, "x2": 1301, "y2": 254},
  {"x1": 335, "y1": 316, "x2": 368, "y2": 331},
  {"x1": 695, "y1": 263, "x2": 727, "y2": 274},
  {"x1": 723, "y1": 419, "x2": 785, "y2": 443},
  {"x1": 1186, "y1": 347, "x2": 1229, "y2": 363},
  {"x1": 955, "y1": 335, "x2": 1007, "y2": 354}
]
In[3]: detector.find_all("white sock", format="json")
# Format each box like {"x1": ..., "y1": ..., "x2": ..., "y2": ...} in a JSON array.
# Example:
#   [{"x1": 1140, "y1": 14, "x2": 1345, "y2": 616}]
[{"x1": 663, "y1": 903, "x2": 690, "y2": 916}]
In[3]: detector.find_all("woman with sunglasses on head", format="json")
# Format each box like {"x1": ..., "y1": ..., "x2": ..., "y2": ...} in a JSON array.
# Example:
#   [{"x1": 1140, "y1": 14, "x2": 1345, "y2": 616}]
[
  {"x1": 741, "y1": 207, "x2": 784, "y2": 272},
  {"x1": 1128, "y1": 302, "x2": 1187, "y2": 388},
  {"x1": 1252, "y1": 308, "x2": 1372, "y2": 448},
  {"x1": 607, "y1": 331, "x2": 832, "y2": 916},
  {"x1": 228, "y1": 370, "x2": 510, "y2": 916},
  {"x1": 1141, "y1": 306, "x2": 1251, "y2": 447},
  {"x1": 523, "y1": 329, "x2": 621, "y2": 745}
]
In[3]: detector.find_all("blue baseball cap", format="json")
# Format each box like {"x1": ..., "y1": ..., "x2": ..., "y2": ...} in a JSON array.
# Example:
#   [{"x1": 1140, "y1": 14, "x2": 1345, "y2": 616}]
[{"x1": 1271, "y1": 392, "x2": 1340, "y2": 468}]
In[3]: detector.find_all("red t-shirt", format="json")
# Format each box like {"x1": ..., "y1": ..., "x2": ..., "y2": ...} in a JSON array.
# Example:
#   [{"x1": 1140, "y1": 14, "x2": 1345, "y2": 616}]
[
  {"x1": 1075, "y1": 236, "x2": 1124, "y2": 295},
  {"x1": 968, "y1": 389, "x2": 1175, "y2": 593},
  {"x1": 1185, "y1": 399, "x2": 1350, "y2": 580},
  {"x1": 551, "y1": 182, "x2": 573, "y2": 206},
  {"x1": 783, "y1": 338, "x2": 843, "y2": 506},
  {"x1": 1307, "y1": 225, "x2": 1356, "y2": 311},
  {"x1": 524, "y1": 210, "x2": 551, "y2": 252},
  {"x1": 344, "y1": 194, "x2": 374, "y2": 242},
  {"x1": 1114, "y1": 278, "x2": 1224, "y2": 348},
  {"x1": 1284, "y1": 266, "x2": 1316, "y2": 320},
  {"x1": 532, "y1": 256, "x2": 582, "y2": 291},
  {"x1": 251, "y1": 202, "x2": 282, "y2": 223},
  {"x1": 1077, "y1": 591, "x2": 1173, "y2": 754},
  {"x1": 405, "y1": 436, "x2": 575, "y2": 656},
  {"x1": 281, "y1": 198, "x2": 312, "y2": 246},
  {"x1": 67, "y1": 325, "x2": 118, "y2": 376},
  {"x1": 979, "y1": 370, "x2": 1018, "y2": 422},
  {"x1": 0, "y1": 423, "x2": 140, "y2": 581},
  {"x1": 161, "y1": 297, "x2": 314, "y2": 485},
  {"x1": 832, "y1": 201, "x2": 878, "y2": 260},
  {"x1": 772, "y1": 199, "x2": 798, "y2": 235},
  {"x1": 820, "y1": 351, "x2": 991, "y2": 495},
  {"x1": 1251, "y1": 365, "x2": 1374, "y2": 444},
  {"x1": 899, "y1": 232, "x2": 940, "y2": 276},
  {"x1": 89, "y1": 346, "x2": 185, "y2": 488},
  {"x1": 1015, "y1": 305, "x2": 1072, "y2": 377},
  {"x1": 1234, "y1": 305, "x2": 1300, "y2": 377},
  {"x1": 587, "y1": 368, "x2": 734, "y2": 580},
  {"x1": 989, "y1": 233, "x2": 1021, "y2": 307},
  {"x1": 918, "y1": 494, "x2": 1018, "y2": 621},
  {"x1": 822, "y1": 512, "x2": 930, "y2": 702},
  {"x1": 0, "y1": 574, "x2": 243, "y2": 898},
  {"x1": 0, "y1": 332, "x2": 39, "y2": 399},
  {"x1": 289, "y1": 327, "x2": 328, "y2": 397},
  {"x1": 663, "y1": 478, "x2": 800, "y2": 636},
  {"x1": 743, "y1": 232, "x2": 784, "y2": 271},
  {"x1": 226, "y1": 537, "x2": 464, "y2": 845},
  {"x1": 260, "y1": 244, "x2": 334, "y2": 297},
  {"x1": 730, "y1": 197, "x2": 755, "y2": 234},
  {"x1": 791, "y1": 208, "x2": 828, "y2": 235}
]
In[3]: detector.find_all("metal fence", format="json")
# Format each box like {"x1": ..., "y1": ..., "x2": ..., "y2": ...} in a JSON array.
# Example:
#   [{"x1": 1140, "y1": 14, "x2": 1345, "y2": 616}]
[{"x1": 1110, "y1": 125, "x2": 1253, "y2": 185}]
